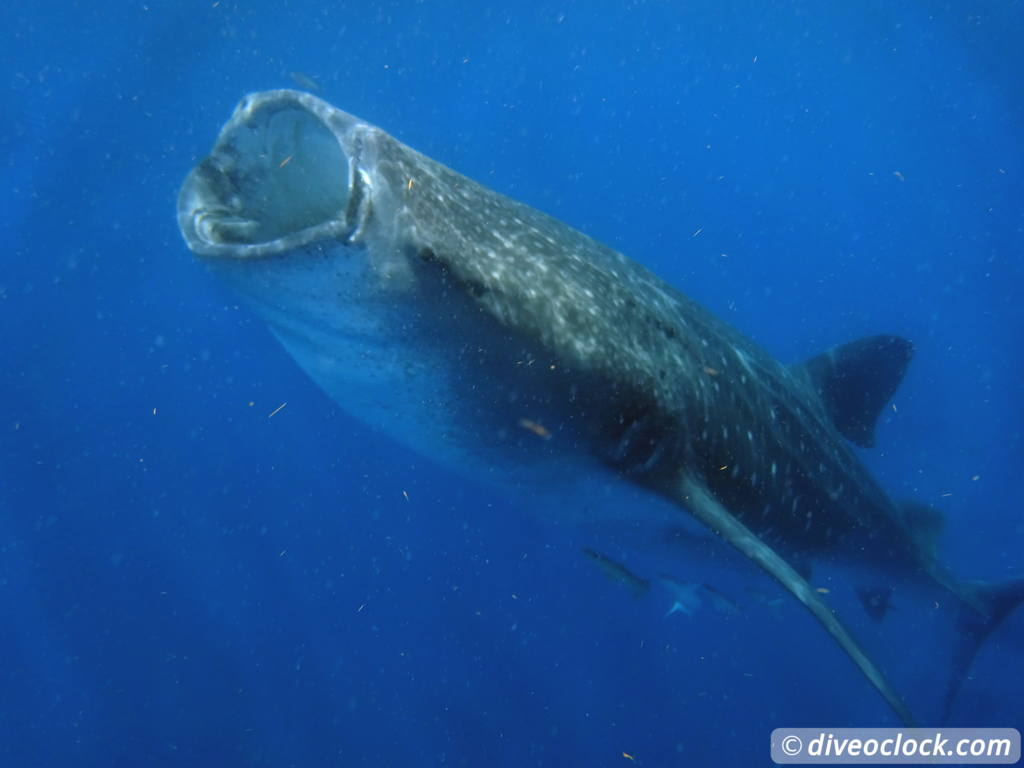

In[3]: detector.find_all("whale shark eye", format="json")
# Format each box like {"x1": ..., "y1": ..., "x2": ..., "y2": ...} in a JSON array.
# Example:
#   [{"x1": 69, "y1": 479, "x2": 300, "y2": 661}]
[{"x1": 186, "y1": 104, "x2": 349, "y2": 247}]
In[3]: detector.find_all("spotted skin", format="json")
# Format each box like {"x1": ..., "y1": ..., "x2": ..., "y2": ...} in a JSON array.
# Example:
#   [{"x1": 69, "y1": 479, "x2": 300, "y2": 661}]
[{"x1": 177, "y1": 91, "x2": 1018, "y2": 725}]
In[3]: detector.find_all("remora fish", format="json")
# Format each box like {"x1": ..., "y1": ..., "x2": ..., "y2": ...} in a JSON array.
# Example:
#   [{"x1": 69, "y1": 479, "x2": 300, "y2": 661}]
[
  {"x1": 177, "y1": 90, "x2": 1023, "y2": 724},
  {"x1": 657, "y1": 575, "x2": 702, "y2": 618},
  {"x1": 582, "y1": 548, "x2": 651, "y2": 598}
]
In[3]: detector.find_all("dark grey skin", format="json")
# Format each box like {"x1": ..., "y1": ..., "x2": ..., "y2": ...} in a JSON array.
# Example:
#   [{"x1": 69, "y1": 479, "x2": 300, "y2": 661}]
[{"x1": 178, "y1": 90, "x2": 1022, "y2": 725}]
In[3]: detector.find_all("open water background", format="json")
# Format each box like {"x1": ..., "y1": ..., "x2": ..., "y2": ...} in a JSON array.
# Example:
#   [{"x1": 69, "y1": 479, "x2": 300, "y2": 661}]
[{"x1": 3, "y1": 1, "x2": 1022, "y2": 765}]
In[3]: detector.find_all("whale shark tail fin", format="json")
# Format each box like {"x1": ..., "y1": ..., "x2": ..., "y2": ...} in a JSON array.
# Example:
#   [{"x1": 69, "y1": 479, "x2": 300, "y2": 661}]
[
  {"x1": 796, "y1": 334, "x2": 914, "y2": 448},
  {"x1": 943, "y1": 577, "x2": 1024, "y2": 722}
]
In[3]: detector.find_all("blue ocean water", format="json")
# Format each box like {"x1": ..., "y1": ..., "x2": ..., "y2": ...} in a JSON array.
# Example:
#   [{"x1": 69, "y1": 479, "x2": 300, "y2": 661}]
[{"x1": 3, "y1": 0, "x2": 1022, "y2": 765}]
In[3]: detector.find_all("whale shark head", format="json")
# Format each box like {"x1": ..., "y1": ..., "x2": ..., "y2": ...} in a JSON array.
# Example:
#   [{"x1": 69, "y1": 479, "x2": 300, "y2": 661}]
[
  {"x1": 178, "y1": 91, "x2": 471, "y2": 469},
  {"x1": 177, "y1": 91, "x2": 633, "y2": 493},
  {"x1": 177, "y1": 90, "x2": 367, "y2": 260}
]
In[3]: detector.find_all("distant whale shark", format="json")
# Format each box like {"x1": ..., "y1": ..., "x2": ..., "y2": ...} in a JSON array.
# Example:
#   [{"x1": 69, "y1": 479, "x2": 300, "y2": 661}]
[{"x1": 178, "y1": 90, "x2": 1022, "y2": 724}]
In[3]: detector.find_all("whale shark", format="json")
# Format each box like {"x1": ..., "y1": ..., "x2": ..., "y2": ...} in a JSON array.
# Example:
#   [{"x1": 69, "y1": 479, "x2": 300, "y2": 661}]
[{"x1": 177, "y1": 90, "x2": 1022, "y2": 724}]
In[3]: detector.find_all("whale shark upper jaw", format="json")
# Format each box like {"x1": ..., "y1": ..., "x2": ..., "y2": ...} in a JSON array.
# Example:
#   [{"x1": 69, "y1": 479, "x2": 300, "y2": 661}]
[{"x1": 176, "y1": 90, "x2": 368, "y2": 260}]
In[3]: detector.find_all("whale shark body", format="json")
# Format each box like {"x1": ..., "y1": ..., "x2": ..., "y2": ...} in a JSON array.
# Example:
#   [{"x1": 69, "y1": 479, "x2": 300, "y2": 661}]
[{"x1": 178, "y1": 90, "x2": 1022, "y2": 724}]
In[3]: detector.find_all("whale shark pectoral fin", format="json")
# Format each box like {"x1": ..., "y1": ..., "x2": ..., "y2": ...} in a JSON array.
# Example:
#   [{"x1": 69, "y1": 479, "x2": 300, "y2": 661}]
[{"x1": 676, "y1": 473, "x2": 916, "y2": 726}]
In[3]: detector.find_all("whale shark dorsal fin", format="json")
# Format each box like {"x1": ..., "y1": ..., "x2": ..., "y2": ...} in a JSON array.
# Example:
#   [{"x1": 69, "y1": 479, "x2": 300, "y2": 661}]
[
  {"x1": 677, "y1": 473, "x2": 916, "y2": 726},
  {"x1": 899, "y1": 500, "x2": 945, "y2": 563},
  {"x1": 796, "y1": 334, "x2": 913, "y2": 448}
]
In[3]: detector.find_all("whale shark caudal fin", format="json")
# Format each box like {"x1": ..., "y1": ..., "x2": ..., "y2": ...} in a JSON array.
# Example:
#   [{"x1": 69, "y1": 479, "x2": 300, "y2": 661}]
[
  {"x1": 676, "y1": 473, "x2": 917, "y2": 726},
  {"x1": 943, "y1": 577, "x2": 1024, "y2": 722},
  {"x1": 796, "y1": 334, "x2": 913, "y2": 449}
]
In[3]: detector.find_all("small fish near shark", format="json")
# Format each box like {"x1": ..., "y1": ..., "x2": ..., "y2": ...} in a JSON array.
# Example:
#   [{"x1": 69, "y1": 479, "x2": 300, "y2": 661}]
[
  {"x1": 581, "y1": 548, "x2": 736, "y2": 618},
  {"x1": 659, "y1": 577, "x2": 740, "y2": 619},
  {"x1": 177, "y1": 90, "x2": 1023, "y2": 725}
]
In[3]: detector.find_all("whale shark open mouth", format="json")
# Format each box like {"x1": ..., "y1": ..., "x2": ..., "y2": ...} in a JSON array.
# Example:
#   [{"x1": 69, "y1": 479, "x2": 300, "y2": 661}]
[{"x1": 177, "y1": 92, "x2": 357, "y2": 258}]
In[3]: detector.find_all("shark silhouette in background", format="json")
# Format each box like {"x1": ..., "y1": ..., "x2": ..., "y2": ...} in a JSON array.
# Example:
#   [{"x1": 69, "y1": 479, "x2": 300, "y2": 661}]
[{"x1": 177, "y1": 90, "x2": 1023, "y2": 725}]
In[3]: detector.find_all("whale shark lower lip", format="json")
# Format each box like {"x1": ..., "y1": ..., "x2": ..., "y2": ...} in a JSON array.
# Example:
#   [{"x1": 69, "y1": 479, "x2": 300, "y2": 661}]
[{"x1": 177, "y1": 89, "x2": 1024, "y2": 725}]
